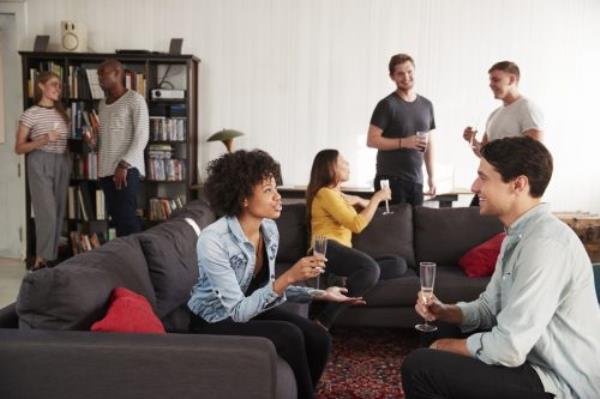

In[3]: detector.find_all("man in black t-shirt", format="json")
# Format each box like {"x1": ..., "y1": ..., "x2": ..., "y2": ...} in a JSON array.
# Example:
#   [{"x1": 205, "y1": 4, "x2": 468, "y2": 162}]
[{"x1": 367, "y1": 53, "x2": 436, "y2": 206}]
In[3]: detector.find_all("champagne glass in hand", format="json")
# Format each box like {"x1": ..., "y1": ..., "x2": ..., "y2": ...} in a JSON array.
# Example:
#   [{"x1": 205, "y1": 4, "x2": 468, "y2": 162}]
[
  {"x1": 380, "y1": 179, "x2": 393, "y2": 215},
  {"x1": 311, "y1": 236, "x2": 328, "y2": 289},
  {"x1": 415, "y1": 262, "x2": 438, "y2": 332}
]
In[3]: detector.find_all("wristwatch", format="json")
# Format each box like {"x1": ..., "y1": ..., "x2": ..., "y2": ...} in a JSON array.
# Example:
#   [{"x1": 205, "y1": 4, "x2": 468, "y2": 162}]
[{"x1": 118, "y1": 160, "x2": 130, "y2": 170}]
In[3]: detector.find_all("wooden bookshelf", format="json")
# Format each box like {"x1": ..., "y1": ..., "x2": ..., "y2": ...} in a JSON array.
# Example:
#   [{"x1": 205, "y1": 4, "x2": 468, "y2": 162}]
[{"x1": 19, "y1": 51, "x2": 200, "y2": 260}]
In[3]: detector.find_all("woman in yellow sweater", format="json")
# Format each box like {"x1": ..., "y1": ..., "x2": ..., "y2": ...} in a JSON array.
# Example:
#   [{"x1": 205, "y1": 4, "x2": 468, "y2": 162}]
[{"x1": 306, "y1": 149, "x2": 408, "y2": 329}]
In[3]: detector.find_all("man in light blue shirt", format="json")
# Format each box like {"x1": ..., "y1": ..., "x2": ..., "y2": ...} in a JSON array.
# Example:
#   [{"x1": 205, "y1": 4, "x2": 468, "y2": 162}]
[{"x1": 402, "y1": 137, "x2": 600, "y2": 399}]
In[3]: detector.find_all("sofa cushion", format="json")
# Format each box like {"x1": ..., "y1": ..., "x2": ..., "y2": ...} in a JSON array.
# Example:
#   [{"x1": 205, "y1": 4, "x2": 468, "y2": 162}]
[
  {"x1": 16, "y1": 236, "x2": 156, "y2": 330},
  {"x1": 91, "y1": 287, "x2": 166, "y2": 334},
  {"x1": 459, "y1": 232, "x2": 506, "y2": 277},
  {"x1": 138, "y1": 218, "x2": 201, "y2": 318},
  {"x1": 361, "y1": 268, "x2": 420, "y2": 307},
  {"x1": 414, "y1": 206, "x2": 504, "y2": 267},
  {"x1": 353, "y1": 203, "x2": 416, "y2": 269},
  {"x1": 276, "y1": 203, "x2": 309, "y2": 263}
]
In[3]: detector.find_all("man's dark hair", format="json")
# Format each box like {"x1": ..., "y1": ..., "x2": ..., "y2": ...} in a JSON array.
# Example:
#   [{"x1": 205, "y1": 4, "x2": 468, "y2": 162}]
[
  {"x1": 480, "y1": 137, "x2": 553, "y2": 198},
  {"x1": 488, "y1": 61, "x2": 520, "y2": 82},
  {"x1": 203, "y1": 149, "x2": 282, "y2": 216},
  {"x1": 388, "y1": 53, "x2": 415, "y2": 75}
]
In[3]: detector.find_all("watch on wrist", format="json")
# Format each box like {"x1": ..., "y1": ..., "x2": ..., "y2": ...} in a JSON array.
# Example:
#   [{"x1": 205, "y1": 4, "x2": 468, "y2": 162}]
[{"x1": 118, "y1": 161, "x2": 130, "y2": 170}]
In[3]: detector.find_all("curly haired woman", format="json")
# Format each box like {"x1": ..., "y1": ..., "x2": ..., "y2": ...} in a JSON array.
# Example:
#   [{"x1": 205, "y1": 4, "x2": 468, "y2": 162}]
[{"x1": 187, "y1": 149, "x2": 364, "y2": 399}]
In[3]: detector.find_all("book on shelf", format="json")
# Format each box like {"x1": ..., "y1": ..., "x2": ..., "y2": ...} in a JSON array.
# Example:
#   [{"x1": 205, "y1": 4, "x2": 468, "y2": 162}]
[
  {"x1": 149, "y1": 116, "x2": 186, "y2": 141},
  {"x1": 148, "y1": 196, "x2": 185, "y2": 221}
]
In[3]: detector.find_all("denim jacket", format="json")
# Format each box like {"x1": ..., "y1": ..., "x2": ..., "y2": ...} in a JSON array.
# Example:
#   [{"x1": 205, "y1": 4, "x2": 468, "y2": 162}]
[{"x1": 188, "y1": 216, "x2": 313, "y2": 323}]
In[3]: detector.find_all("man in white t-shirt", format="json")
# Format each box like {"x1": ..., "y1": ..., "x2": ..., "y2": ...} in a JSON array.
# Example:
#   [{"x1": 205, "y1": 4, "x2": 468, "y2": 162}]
[
  {"x1": 463, "y1": 61, "x2": 544, "y2": 151},
  {"x1": 463, "y1": 61, "x2": 543, "y2": 205}
]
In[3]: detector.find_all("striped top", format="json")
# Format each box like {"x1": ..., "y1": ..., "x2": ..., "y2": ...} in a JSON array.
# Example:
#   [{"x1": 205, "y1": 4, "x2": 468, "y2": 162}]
[
  {"x1": 98, "y1": 90, "x2": 149, "y2": 178},
  {"x1": 19, "y1": 106, "x2": 69, "y2": 154}
]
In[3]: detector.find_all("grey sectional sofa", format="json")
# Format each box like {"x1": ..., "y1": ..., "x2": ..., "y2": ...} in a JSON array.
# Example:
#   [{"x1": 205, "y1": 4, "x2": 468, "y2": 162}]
[{"x1": 0, "y1": 200, "x2": 502, "y2": 399}]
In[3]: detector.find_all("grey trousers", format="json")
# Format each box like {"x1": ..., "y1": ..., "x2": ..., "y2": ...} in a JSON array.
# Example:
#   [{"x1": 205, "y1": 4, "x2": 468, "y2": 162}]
[{"x1": 27, "y1": 150, "x2": 71, "y2": 261}]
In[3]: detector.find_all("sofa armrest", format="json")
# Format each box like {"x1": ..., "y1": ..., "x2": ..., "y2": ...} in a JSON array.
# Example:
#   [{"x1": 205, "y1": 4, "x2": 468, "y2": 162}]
[
  {"x1": 0, "y1": 303, "x2": 17, "y2": 328},
  {"x1": 0, "y1": 329, "x2": 282, "y2": 399}
]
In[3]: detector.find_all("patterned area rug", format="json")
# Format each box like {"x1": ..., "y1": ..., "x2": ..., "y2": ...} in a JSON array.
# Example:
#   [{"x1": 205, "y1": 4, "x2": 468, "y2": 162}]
[{"x1": 316, "y1": 328, "x2": 421, "y2": 399}]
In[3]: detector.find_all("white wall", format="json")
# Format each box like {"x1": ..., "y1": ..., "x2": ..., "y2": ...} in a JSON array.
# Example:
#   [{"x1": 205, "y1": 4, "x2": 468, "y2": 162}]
[{"x1": 14, "y1": 0, "x2": 600, "y2": 212}]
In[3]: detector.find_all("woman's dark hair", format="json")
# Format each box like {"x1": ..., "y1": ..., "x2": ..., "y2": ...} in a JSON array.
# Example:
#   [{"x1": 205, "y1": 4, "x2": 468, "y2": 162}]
[
  {"x1": 203, "y1": 149, "x2": 282, "y2": 217},
  {"x1": 305, "y1": 149, "x2": 339, "y2": 225},
  {"x1": 480, "y1": 136, "x2": 553, "y2": 198},
  {"x1": 34, "y1": 71, "x2": 69, "y2": 124}
]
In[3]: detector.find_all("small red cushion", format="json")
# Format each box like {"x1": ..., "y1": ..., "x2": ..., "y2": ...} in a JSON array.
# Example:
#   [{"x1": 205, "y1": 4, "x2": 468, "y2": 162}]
[
  {"x1": 91, "y1": 287, "x2": 166, "y2": 334},
  {"x1": 459, "y1": 233, "x2": 506, "y2": 277}
]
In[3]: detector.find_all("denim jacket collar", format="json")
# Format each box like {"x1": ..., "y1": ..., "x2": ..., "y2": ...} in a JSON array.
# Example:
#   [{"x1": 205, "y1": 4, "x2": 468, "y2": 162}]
[{"x1": 225, "y1": 216, "x2": 278, "y2": 258}]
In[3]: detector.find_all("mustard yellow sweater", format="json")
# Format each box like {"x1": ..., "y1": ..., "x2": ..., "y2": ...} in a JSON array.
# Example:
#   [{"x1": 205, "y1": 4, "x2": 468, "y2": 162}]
[{"x1": 310, "y1": 187, "x2": 368, "y2": 248}]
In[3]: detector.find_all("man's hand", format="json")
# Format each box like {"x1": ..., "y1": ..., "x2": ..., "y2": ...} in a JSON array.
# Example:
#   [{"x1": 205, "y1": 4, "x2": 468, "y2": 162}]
[
  {"x1": 113, "y1": 166, "x2": 128, "y2": 190},
  {"x1": 402, "y1": 134, "x2": 428, "y2": 151},
  {"x1": 415, "y1": 291, "x2": 446, "y2": 322},
  {"x1": 425, "y1": 177, "x2": 436, "y2": 196},
  {"x1": 430, "y1": 338, "x2": 471, "y2": 357}
]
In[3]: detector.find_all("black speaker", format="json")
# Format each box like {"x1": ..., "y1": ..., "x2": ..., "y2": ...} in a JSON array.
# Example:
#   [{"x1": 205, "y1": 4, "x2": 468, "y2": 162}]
[
  {"x1": 169, "y1": 38, "x2": 183, "y2": 55},
  {"x1": 33, "y1": 35, "x2": 50, "y2": 52}
]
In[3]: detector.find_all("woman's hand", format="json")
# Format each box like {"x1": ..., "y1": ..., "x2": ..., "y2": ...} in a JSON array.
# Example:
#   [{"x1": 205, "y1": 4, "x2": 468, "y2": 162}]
[
  {"x1": 373, "y1": 186, "x2": 391, "y2": 203},
  {"x1": 315, "y1": 286, "x2": 366, "y2": 305},
  {"x1": 287, "y1": 255, "x2": 326, "y2": 284},
  {"x1": 46, "y1": 130, "x2": 59, "y2": 142}
]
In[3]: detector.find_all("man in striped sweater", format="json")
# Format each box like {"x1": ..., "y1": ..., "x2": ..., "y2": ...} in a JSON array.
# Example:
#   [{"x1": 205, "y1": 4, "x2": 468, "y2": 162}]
[{"x1": 95, "y1": 59, "x2": 149, "y2": 236}]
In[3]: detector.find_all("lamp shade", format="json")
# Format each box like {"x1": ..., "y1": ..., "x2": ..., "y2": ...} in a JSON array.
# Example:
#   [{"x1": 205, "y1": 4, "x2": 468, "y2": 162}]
[{"x1": 207, "y1": 129, "x2": 244, "y2": 153}]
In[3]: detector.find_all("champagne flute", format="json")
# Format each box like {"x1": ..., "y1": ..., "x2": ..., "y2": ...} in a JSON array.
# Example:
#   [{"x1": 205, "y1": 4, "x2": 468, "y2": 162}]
[
  {"x1": 311, "y1": 235, "x2": 328, "y2": 290},
  {"x1": 380, "y1": 179, "x2": 393, "y2": 215},
  {"x1": 415, "y1": 261, "x2": 438, "y2": 332},
  {"x1": 468, "y1": 126, "x2": 478, "y2": 149}
]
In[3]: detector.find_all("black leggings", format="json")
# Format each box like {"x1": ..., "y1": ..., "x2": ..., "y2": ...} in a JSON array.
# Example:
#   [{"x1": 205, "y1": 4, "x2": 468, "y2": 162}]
[
  {"x1": 315, "y1": 240, "x2": 407, "y2": 328},
  {"x1": 401, "y1": 323, "x2": 553, "y2": 399},
  {"x1": 189, "y1": 307, "x2": 331, "y2": 399}
]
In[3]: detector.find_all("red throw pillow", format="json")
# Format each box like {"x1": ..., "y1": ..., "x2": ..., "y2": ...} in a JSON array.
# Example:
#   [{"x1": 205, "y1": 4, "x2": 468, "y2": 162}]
[
  {"x1": 91, "y1": 287, "x2": 166, "y2": 334},
  {"x1": 459, "y1": 233, "x2": 506, "y2": 278}
]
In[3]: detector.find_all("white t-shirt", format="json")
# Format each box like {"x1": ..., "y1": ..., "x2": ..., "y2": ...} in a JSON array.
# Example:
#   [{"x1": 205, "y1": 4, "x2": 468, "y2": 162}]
[{"x1": 485, "y1": 97, "x2": 544, "y2": 142}]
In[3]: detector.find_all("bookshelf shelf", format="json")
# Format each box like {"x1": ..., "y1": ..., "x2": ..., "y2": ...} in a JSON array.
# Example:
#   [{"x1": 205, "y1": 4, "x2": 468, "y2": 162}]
[{"x1": 20, "y1": 51, "x2": 200, "y2": 260}]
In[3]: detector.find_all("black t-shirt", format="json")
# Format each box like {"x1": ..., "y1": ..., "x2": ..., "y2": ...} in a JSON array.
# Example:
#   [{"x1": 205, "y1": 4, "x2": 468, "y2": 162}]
[{"x1": 370, "y1": 92, "x2": 436, "y2": 183}]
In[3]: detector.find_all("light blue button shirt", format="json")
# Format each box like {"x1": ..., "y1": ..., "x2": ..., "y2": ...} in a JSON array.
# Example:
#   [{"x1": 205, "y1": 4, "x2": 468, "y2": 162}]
[
  {"x1": 457, "y1": 203, "x2": 600, "y2": 399},
  {"x1": 188, "y1": 216, "x2": 313, "y2": 323}
]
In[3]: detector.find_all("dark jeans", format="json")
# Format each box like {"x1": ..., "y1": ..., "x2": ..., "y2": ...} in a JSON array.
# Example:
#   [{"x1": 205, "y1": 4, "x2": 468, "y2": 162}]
[
  {"x1": 375, "y1": 175, "x2": 423, "y2": 206},
  {"x1": 189, "y1": 307, "x2": 331, "y2": 399},
  {"x1": 99, "y1": 168, "x2": 142, "y2": 237},
  {"x1": 402, "y1": 323, "x2": 554, "y2": 399},
  {"x1": 315, "y1": 240, "x2": 407, "y2": 328}
]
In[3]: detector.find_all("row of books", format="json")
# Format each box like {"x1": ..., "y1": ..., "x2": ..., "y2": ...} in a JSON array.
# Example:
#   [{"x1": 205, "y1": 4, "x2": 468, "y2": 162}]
[
  {"x1": 67, "y1": 185, "x2": 106, "y2": 221},
  {"x1": 124, "y1": 69, "x2": 146, "y2": 97},
  {"x1": 147, "y1": 158, "x2": 186, "y2": 181},
  {"x1": 148, "y1": 197, "x2": 185, "y2": 221},
  {"x1": 149, "y1": 116, "x2": 186, "y2": 141},
  {"x1": 69, "y1": 227, "x2": 116, "y2": 255},
  {"x1": 72, "y1": 152, "x2": 98, "y2": 180},
  {"x1": 69, "y1": 101, "x2": 100, "y2": 139}
]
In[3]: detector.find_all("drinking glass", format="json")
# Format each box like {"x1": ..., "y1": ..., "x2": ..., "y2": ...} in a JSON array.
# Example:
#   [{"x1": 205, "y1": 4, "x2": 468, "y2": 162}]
[
  {"x1": 380, "y1": 179, "x2": 393, "y2": 215},
  {"x1": 415, "y1": 261, "x2": 438, "y2": 332},
  {"x1": 467, "y1": 126, "x2": 478, "y2": 149},
  {"x1": 311, "y1": 235, "x2": 328, "y2": 289}
]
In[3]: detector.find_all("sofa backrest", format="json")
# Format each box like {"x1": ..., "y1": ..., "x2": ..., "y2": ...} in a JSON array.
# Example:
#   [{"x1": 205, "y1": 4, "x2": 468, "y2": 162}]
[
  {"x1": 353, "y1": 203, "x2": 416, "y2": 268},
  {"x1": 17, "y1": 236, "x2": 155, "y2": 330},
  {"x1": 414, "y1": 206, "x2": 504, "y2": 266},
  {"x1": 276, "y1": 203, "x2": 309, "y2": 263}
]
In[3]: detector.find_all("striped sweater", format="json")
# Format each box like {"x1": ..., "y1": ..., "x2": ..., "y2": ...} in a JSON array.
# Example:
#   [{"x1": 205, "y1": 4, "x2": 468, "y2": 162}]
[{"x1": 98, "y1": 90, "x2": 149, "y2": 178}]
